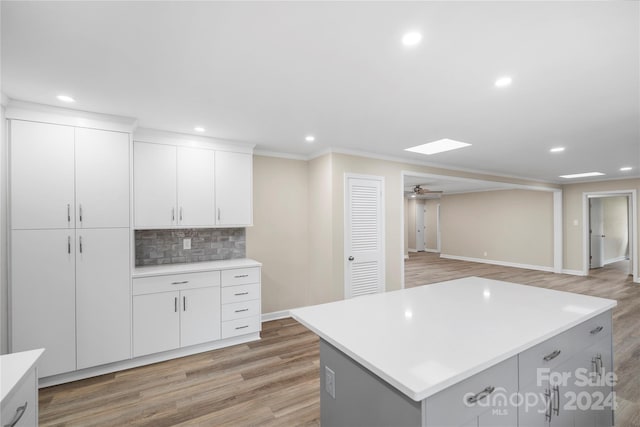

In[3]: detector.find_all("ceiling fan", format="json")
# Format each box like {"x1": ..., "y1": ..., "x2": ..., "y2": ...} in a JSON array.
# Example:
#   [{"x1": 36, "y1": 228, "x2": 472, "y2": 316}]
[{"x1": 413, "y1": 185, "x2": 443, "y2": 195}]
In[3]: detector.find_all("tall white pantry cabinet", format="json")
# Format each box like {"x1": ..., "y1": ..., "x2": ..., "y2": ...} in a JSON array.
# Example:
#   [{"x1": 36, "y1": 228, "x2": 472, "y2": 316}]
[{"x1": 9, "y1": 119, "x2": 131, "y2": 377}]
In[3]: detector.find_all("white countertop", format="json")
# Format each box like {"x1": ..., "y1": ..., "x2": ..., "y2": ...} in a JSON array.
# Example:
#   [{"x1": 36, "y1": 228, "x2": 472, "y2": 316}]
[
  {"x1": 291, "y1": 277, "x2": 617, "y2": 402},
  {"x1": 133, "y1": 258, "x2": 261, "y2": 278},
  {"x1": 1, "y1": 348, "x2": 44, "y2": 402}
]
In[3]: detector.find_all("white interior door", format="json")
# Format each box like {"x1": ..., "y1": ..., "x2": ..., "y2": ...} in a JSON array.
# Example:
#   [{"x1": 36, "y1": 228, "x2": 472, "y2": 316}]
[
  {"x1": 416, "y1": 201, "x2": 425, "y2": 251},
  {"x1": 345, "y1": 175, "x2": 384, "y2": 298},
  {"x1": 590, "y1": 198, "x2": 605, "y2": 269}
]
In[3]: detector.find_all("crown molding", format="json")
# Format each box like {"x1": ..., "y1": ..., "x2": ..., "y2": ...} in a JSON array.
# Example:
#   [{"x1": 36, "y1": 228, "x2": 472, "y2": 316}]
[{"x1": 134, "y1": 127, "x2": 255, "y2": 154}]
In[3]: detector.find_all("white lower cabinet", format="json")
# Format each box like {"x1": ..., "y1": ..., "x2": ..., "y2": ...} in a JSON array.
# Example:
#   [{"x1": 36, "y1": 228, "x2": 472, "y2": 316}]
[
  {"x1": 11, "y1": 229, "x2": 76, "y2": 378},
  {"x1": 132, "y1": 272, "x2": 222, "y2": 357}
]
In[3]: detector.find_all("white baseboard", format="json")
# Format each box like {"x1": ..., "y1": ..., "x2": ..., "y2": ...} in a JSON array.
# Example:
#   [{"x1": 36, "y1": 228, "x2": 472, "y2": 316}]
[
  {"x1": 603, "y1": 256, "x2": 628, "y2": 266},
  {"x1": 262, "y1": 310, "x2": 291, "y2": 322},
  {"x1": 424, "y1": 248, "x2": 440, "y2": 253},
  {"x1": 404, "y1": 254, "x2": 409, "y2": 259},
  {"x1": 440, "y1": 254, "x2": 554, "y2": 273},
  {"x1": 408, "y1": 248, "x2": 417, "y2": 253},
  {"x1": 562, "y1": 269, "x2": 586, "y2": 276}
]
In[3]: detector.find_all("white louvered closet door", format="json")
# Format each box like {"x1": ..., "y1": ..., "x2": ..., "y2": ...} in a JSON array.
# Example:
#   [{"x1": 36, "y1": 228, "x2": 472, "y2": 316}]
[{"x1": 345, "y1": 175, "x2": 385, "y2": 298}]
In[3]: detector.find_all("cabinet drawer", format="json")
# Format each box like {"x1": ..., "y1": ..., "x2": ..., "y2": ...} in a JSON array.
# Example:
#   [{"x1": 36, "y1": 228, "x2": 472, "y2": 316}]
[
  {"x1": 222, "y1": 283, "x2": 260, "y2": 304},
  {"x1": 425, "y1": 356, "x2": 518, "y2": 427},
  {"x1": 222, "y1": 316, "x2": 261, "y2": 339},
  {"x1": 133, "y1": 270, "x2": 221, "y2": 295},
  {"x1": 1, "y1": 369, "x2": 37, "y2": 427},
  {"x1": 519, "y1": 310, "x2": 612, "y2": 388},
  {"x1": 221, "y1": 267, "x2": 260, "y2": 287},
  {"x1": 222, "y1": 299, "x2": 261, "y2": 321}
]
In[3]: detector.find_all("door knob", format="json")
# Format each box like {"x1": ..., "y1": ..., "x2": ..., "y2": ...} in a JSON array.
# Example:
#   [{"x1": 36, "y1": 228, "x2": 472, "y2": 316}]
[{"x1": 348, "y1": 256, "x2": 354, "y2": 261}]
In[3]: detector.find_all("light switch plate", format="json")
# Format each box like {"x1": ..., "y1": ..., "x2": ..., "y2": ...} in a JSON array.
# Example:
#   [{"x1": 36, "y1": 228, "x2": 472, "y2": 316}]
[{"x1": 183, "y1": 238, "x2": 191, "y2": 250}]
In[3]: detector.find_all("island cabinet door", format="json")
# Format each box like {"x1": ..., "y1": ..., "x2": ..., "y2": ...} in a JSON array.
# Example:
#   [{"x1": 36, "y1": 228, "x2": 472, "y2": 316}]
[{"x1": 424, "y1": 356, "x2": 518, "y2": 427}]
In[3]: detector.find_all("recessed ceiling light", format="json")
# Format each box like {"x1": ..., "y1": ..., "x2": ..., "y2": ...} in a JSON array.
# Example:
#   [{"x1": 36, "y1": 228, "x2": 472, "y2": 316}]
[
  {"x1": 494, "y1": 76, "x2": 512, "y2": 88},
  {"x1": 305, "y1": 135, "x2": 315, "y2": 143},
  {"x1": 550, "y1": 147, "x2": 565, "y2": 153},
  {"x1": 405, "y1": 138, "x2": 472, "y2": 155},
  {"x1": 402, "y1": 32, "x2": 422, "y2": 46},
  {"x1": 56, "y1": 94, "x2": 75, "y2": 103},
  {"x1": 194, "y1": 126, "x2": 205, "y2": 132},
  {"x1": 559, "y1": 172, "x2": 605, "y2": 179},
  {"x1": 620, "y1": 167, "x2": 633, "y2": 171}
]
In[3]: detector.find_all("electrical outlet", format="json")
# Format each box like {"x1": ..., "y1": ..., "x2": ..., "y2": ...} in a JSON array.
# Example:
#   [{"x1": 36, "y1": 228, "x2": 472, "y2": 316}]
[
  {"x1": 183, "y1": 238, "x2": 191, "y2": 250},
  {"x1": 483, "y1": 251, "x2": 488, "y2": 257},
  {"x1": 325, "y1": 366, "x2": 336, "y2": 399}
]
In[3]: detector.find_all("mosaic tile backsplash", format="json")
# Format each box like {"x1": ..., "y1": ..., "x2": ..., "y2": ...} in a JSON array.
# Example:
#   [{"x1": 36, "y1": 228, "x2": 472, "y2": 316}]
[{"x1": 135, "y1": 228, "x2": 246, "y2": 266}]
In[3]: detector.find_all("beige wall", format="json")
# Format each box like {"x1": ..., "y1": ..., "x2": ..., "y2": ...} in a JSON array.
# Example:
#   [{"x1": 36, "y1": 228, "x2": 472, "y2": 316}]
[
  {"x1": 246, "y1": 156, "x2": 310, "y2": 314},
  {"x1": 563, "y1": 179, "x2": 640, "y2": 273},
  {"x1": 602, "y1": 196, "x2": 629, "y2": 263},
  {"x1": 425, "y1": 200, "x2": 439, "y2": 251},
  {"x1": 406, "y1": 198, "x2": 417, "y2": 250},
  {"x1": 440, "y1": 190, "x2": 555, "y2": 268}
]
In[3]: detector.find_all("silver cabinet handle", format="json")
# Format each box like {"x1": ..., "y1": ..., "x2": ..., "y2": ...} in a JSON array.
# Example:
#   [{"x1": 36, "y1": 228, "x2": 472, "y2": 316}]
[
  {"x1": 67, "y1": 204, "x2": 71, "y2": 223},
  {"x1": 174, "y1": 297, "x2": 178, "y2": 313},
  {"x1": 466, "y1": 386, "x2": 495, "y2": 404},
  {"x1": 553, "y1": 385, "x2": 560, "y2": 416},
  {"x1": 234, "y1": 292, "x2": 249, "y2": 296},
  {"x1": 79, "y1": 204, "x2": 83, "y2": 223},
  {"x1": 235, "y1": 308, "x2": 249, "y2": 313},
  {"x1": 79, "y1": 236, "x2": 83, "y2": 254},
  {"x1": 179, "y1": 207, "x2": 183, "y2": 222},
  {"x1": 183, "y1": 296, "x2": 186, "y2": 311},
  {"x1": 543, "y1": 349, "x2": 561, "y2": 362},
  {"x1": 235, "y1": 325, "x2": 249, "y2": 330},
  {"x1": 4, "y1": 401, "x2": 28, "y2": 427},
  {"x1": 592, "y1": 354, "x2": 603, "y2": 378},
  {"x1": 171, "y1": 207, "x2": 175, "y2": 222},
  {"x1": 590, "y1": 326, "x2": 604, "y2": 335},
  {"x1": 171, "y1": 281, "x2": 189, "y2": 285},
  {"x1": 217, "y1": 208, "x2": 221, "y2": 221},
  {"x1": 234, "y1": 274, "x2": 249, "y2": 278},
  {"x1": 68, "y1": 236, "x2": 71, "y2": 254},
  {"x1": 545, "y1": 388, "x2": 552, "y2": 422}
]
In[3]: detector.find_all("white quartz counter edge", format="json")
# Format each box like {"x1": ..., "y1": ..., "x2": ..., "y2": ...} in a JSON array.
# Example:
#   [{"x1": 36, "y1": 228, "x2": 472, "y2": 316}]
[
  {"x1": 1, "y1": 348, "x2": 44, "y2": 402},
  {"x1": 133, "y1": 258, "x2": 262, "y2": 278},
  {"x1": 291, "y1": 278, "x2": 617, "y2": 402}
]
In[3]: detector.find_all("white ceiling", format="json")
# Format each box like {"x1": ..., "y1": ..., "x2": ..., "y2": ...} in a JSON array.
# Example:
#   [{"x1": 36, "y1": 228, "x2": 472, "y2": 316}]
[{"x1": 2, "y1": 1, "x2": 639, "y2": 184}]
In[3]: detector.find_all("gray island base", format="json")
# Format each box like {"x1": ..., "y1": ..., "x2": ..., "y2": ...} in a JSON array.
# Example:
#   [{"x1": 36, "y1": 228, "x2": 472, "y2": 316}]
[{"x1": 292, "y1": 277, "x2": 617, "y2": 427}]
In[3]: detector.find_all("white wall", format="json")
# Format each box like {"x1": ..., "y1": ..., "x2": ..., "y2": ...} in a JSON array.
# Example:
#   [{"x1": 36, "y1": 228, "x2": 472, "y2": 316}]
[{"x1": 1, "y1": 104, "x2": 7, "y2": 353}]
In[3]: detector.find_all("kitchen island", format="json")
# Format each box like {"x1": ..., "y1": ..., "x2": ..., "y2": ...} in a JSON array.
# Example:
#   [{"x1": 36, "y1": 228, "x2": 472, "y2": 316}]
[{"x1": 291, "y1": 277, "x2": 617, "y2": 427}]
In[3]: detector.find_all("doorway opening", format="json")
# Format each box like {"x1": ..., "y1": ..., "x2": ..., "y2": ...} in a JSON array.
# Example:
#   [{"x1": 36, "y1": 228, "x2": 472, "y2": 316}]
[{"x1": 584, "y1": 190, "x2": 638, "y2": 282}]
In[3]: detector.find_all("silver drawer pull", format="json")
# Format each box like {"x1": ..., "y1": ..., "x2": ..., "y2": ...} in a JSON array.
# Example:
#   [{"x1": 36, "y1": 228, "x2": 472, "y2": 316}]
[
  {"x1": 5, "y1": 401, "x2": 28, "y2": 427},
  {"x1": 234, "y1": 274, "x2": 249, "y2": 278},
  {"x1": 590, "y1": 326, "x2": 604, "y2": 335},
  {"x1": 235, "y1": 308, "x2": 249, "y2": 313},
  {"x1": 466, "y1": 386, "x2": 495, "y2": 404},
  {"x1": 235, "y1": 325, "x2": 249, "y2": 330},
  {"x1": 234, "y1": 292, "x2": 249, "y2": 296},
  {"x1": 171, "y1": 281, "x2": 189, "y2": 285},
  {"x1": 543, "y1": 349, "x2": 561, "y2": 362}
]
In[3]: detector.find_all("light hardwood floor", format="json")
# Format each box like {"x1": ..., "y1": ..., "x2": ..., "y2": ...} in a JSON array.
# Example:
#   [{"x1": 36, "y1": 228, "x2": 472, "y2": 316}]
[{"x1": 39, "y1": 254, "x2": 640, "y2": 426}]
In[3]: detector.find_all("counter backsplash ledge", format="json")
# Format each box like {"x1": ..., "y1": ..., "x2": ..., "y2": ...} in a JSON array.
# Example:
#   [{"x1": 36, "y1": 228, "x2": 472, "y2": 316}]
[{"x1": 135, "y1": 228, "x2": 246, "y2": 266}]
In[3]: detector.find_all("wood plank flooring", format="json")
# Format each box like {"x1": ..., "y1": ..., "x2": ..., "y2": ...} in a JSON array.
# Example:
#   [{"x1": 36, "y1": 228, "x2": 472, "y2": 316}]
[{"x1": 40, "y1": 254, "x2": 640, "y2": 426}]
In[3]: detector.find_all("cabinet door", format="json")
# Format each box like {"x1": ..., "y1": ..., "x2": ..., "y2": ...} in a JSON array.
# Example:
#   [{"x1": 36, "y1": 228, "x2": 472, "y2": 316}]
[
  {"x1": 11, "y1": 229, "x2": 76, "y2": 377},
  {"x1": 133, "y1": 291, "x2": 180, "y2": 357},
  {"x1": 180, "y1": 287, "x2": 221, "y2": 347},
  {"x1": 215, "y1": 151, "x2": 252, "y2": 226},
  {"x1": 75, "y1": 128, "x2": 130, "y2": 228},
  {"x1": 76, "y1": 228, "x2": 131, "y2": 369},
  {"x1": 177, "y1": 146, "x2": 215, "y2": 226},
  {"x1": 10, "y1": 120, "x2": 75, "y2": 229},
  {"x1": 133, "y1": 142, "x2": 176, "y2": 228}
]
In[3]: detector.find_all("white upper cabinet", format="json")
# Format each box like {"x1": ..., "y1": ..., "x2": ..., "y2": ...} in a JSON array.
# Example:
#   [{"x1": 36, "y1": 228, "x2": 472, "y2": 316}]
[
  {"x1": 75, "y1": 128, "x2": 130, "y2": 228},
  {"x1": 133, "y1": 142, "x2": 177, "y2": 228},
  {"x1": 10, "y1": 120, "x2": 130, "y2": 230},
  {"x1": 10, "y1": 121, "x2": 75, "y2": 229},
  {"x1": 133, "y1": 134, "x2": 253, "y2": 229},
  {"x1": 177, "y1": 147, "x2": 215, "y2": 227},
  {"x1": 215, "y1": 151, "x2": 252, "y2": 226}
]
